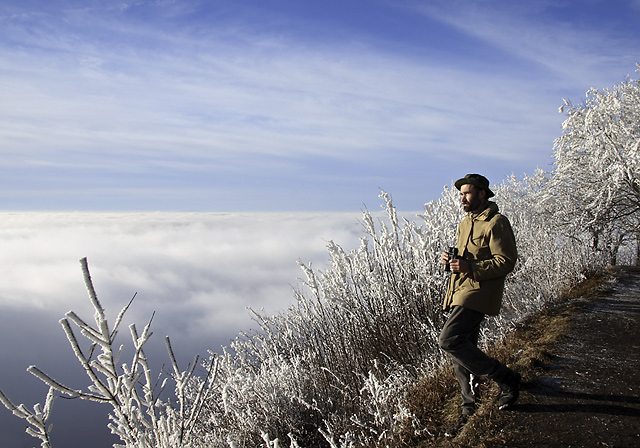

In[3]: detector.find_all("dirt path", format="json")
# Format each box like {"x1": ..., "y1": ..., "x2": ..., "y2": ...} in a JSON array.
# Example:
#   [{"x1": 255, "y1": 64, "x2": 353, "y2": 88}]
[{"x1": 470, "y1": 268, "x2": 640, "y2": 447}]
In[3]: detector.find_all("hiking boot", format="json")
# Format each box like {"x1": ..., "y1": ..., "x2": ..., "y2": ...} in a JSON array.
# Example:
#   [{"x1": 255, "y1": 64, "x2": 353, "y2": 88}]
[
  {"x1": 497, "y1": 369, "x2": 521, "y2": 410},
  {"x1": 444, "y1": 411, "x2": 472, "y2": 438}
]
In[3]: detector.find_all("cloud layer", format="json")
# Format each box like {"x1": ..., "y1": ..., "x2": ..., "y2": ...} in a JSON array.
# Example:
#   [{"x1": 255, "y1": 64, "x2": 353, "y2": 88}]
[{"x1": 0, "y1": 210, "x2": 373, "y2": 446}]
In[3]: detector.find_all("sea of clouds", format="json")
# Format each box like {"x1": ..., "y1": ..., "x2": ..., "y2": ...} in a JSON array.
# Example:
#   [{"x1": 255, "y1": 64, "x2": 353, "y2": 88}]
[{"x1": 0, "y1": 211, "x2": 386, "y2": 447}]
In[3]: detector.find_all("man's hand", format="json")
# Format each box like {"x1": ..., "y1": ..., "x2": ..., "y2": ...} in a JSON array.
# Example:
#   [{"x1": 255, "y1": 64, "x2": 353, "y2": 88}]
[{"x1": 449, "y1": 258, "x2": 470, "y2": 274}]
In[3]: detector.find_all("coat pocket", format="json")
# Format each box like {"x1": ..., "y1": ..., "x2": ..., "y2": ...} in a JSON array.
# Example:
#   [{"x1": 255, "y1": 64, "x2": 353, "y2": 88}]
[{"x1": 459, "y1": 275, "x2": 480, "y2": 293}]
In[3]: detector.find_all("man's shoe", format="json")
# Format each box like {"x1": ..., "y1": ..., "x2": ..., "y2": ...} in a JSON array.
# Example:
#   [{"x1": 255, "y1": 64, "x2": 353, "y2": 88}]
[
  {"x1": 497, "y1": 369, "x2": 521, "y2": 410},
  {"x1": 444, "y1": 413, "x2": 469, "y2": 438}
]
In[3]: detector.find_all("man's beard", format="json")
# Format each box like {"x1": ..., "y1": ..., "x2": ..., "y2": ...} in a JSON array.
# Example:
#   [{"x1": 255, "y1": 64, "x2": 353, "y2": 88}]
[{"x1": 462, "y1": 199, "x2": 480, "y2": 213}]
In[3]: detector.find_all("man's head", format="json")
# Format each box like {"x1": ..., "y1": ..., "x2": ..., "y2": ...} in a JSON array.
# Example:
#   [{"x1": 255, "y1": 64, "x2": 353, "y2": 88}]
[{"x1": 454, "y1": 174, "x2": 494, "y2": 213}]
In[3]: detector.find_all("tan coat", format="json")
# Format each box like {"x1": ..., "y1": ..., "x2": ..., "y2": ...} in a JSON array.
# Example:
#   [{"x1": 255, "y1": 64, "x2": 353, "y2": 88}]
[{"x1": 443, "y1": 201, "x2": 517, "y2": 316}]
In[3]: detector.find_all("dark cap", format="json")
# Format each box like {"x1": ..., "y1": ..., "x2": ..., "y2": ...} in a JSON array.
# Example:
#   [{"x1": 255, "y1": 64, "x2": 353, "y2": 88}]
[{"x1": 454, "y1": 173, "x2": 495, "y2": 198}]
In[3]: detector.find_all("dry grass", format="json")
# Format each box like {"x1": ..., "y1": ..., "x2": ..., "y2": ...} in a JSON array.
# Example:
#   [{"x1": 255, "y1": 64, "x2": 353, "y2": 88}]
[{"x1": 398, "y1": 272, "x2": 610, "y2": 447}]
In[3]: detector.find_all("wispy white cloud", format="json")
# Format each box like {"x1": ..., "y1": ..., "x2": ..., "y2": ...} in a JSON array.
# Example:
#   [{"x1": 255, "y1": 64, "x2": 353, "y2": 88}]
[
  {"x1": 1, "y1": 0, "x2": 638, "y2": 211},
  {"x1": 416, "y1": 0, "x2": 640, "y2": 87},
  {"x1": 0, "y1": 3, "x2": 565, "y2": 174}
]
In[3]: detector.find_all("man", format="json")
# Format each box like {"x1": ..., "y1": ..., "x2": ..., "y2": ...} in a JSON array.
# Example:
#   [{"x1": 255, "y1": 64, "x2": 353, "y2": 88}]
[{"x1": 439, "y1": 173, "x2": 520, "y2": 437}]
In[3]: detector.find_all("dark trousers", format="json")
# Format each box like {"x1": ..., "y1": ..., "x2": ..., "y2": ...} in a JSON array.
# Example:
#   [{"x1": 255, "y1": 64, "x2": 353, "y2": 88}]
[{"x1": 439, "y1": 306, "x2": 508, "y2": 411}]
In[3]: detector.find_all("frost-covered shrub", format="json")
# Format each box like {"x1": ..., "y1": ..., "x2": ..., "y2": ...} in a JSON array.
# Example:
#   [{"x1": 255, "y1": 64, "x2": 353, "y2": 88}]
[
  {"x1": 0, "y1": 258, "x2": 219, "y2": 448},
  {"x1": 182, "y1": 169, "x2": 608, "y2": 447},
  {"x1": 190, "y1": 191, "x2": 453, "y2": 447}
]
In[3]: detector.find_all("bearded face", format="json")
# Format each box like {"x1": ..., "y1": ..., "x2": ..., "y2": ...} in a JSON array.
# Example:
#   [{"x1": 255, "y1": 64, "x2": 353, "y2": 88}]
[{"x1": 460, "y1": 184, "x2": 487, "y2": 213}]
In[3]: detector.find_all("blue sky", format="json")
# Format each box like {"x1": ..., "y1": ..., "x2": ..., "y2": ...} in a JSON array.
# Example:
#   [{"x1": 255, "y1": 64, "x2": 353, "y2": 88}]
[{"x1": 1, "y1": 0, "x2": 638, "y2": 211}]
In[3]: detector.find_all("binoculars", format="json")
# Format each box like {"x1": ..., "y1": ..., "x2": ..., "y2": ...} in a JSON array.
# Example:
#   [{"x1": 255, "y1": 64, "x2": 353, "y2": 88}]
[{"x1": 444, "y1": 246, "x2": 459, "y2": 272}]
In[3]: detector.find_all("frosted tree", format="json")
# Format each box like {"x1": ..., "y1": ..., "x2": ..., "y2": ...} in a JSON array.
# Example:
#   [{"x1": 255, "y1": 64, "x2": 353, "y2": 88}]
[
  {"x1": 548, "y1": 65, "x2": 640, "y2": 264},
  {"x1": 0, "y1": 387, "x2": 55, "y2": 448},
  {"x1": 0, "y1": 258, "x2": 218, "y2": 448}
]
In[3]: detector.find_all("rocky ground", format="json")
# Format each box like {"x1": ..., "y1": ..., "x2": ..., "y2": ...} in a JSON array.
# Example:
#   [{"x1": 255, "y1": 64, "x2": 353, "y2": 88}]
[{"x1": 410, "y1": 267, "x2": 640, "y2": 448}]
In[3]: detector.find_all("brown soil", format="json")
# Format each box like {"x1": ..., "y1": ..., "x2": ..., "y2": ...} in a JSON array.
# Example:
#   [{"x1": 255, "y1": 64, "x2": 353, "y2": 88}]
[{"x1": 406, "y1": 267, "x2": 640, "y2": 448}]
